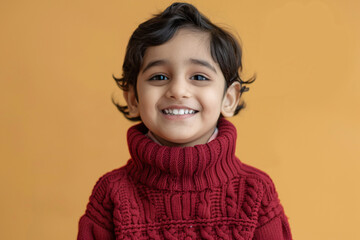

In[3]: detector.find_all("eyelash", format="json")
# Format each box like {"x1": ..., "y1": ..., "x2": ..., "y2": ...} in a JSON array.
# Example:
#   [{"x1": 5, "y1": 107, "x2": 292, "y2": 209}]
[
  {"x1": 190, "y1": 75, "x2": 209, "y2": 81},
  {"x1": 149, "y1": 75, "x2": 169, "y2": 81},
  {"x1": 148, "y1": 74, "x2": 209, "y2": 81}
]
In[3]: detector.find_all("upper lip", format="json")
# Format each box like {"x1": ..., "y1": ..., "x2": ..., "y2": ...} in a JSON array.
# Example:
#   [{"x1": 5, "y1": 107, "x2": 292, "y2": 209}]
[{"x1": 161, "y1": 105, "x2": 198, "y2": 111}]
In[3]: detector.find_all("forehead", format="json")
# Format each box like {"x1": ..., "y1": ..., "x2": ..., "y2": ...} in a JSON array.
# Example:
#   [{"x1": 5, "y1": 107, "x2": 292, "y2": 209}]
[{"x1": 141, "y1": 28, "x2": 217, "y2": 69}]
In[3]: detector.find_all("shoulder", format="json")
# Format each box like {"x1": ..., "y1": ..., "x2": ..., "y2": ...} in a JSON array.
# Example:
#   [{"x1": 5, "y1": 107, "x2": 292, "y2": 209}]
[
  {"x1": 88, "y1": 167, "x2": 129, "y2": 204},
  {"x1": 237, "y1": 161, "x2": 281, "y2": 211},
  {"x1": 237, "y1": 161, "x2": 277, "y2": 191},
  {"x1": 94, "y1": 167, "x2": 128, "y2": 186}
]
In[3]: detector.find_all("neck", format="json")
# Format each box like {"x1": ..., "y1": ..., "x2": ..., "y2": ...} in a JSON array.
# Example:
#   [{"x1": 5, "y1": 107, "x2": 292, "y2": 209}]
[
  {"x1": 126, "y1": 118, "x2": 242, "y2": 191},
  {"x1": 147, "y1": 128, "x2": 219, "y2": 147}
]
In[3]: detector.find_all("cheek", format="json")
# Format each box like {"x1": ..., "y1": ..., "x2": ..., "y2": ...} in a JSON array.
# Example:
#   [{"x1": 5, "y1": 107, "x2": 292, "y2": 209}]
[
  {"x1": 202, "y1": 87, "x2": 225, "y2": 107},
  {"x1": 137, "y1": 84, "x2": 153, "y2": 103},
  {"x1": 137, "y1": 90, "x2": 160, "y2": 116}
]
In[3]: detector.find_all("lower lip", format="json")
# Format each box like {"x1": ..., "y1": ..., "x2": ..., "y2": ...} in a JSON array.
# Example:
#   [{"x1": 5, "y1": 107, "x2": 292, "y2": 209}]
[{"x1": 162, "y1": 112, "x2": 196, "y2": 120}]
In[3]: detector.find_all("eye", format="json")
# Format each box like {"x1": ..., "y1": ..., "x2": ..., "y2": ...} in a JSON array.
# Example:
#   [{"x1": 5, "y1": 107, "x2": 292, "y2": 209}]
[
  {"x1": 149, "y1": 74, "x2": 169, "y2": 81},
  {"x1": 191, "y1": 75, "x2": 209, "y2": 81}
]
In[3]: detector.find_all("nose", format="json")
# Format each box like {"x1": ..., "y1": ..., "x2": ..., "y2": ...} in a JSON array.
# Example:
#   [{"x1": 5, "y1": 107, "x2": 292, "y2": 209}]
[{"x1": 165, "y1": 77, "x2": 191, "y2": 99}]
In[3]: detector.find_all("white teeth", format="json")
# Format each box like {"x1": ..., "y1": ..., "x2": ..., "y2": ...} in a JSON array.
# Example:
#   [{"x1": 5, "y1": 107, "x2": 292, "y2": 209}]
[{"x1": 163, "y1": 109, "x2": 196, "y2": 115}]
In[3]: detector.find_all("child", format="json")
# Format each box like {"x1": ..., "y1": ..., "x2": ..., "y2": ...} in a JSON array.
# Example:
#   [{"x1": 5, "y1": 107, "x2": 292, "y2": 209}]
[{"x1": 78, "y1": 2, "x2": 292, "y2": 239}]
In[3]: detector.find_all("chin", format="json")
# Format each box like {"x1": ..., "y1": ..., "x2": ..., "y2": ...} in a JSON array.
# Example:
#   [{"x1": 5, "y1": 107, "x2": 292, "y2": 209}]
[
  {"x1": 159, "y1": 135, "x2": 197, "y2": 146},
  {"x1": 166, "y1": 137, "x2": 193, "y2": 144}
]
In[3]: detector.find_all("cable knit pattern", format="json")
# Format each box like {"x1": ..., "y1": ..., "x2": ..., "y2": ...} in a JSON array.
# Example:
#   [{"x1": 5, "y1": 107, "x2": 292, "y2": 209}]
[{"x1": 78, "y1": 118, "x2": 292, "y2": 239}]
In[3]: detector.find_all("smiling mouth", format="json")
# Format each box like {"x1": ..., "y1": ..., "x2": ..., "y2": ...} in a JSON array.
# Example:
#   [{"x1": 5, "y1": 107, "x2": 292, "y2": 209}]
[{"x1": 162, "y1": 108, "x2": 198, "y2": 115}]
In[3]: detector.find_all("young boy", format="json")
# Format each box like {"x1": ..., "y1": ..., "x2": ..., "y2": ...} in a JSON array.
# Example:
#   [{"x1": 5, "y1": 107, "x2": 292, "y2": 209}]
[{"x1": 78, "y1": 2, "x2": 292, "y2": 239}]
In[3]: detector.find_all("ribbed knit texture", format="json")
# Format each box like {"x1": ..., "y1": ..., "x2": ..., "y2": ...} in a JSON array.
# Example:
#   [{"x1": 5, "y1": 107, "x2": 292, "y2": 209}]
[{"x1": 78, "y1": 118, "x2": 292, "y2": 239}]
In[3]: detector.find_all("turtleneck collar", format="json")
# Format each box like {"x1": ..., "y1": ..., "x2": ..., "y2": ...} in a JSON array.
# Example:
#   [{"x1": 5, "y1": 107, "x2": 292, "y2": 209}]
[{"x1": 125, "y1": 118, "x2": 242, "y2": 191}]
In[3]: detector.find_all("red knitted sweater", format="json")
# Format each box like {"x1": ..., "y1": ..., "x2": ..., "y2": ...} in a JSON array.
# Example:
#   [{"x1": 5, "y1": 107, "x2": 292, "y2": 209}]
[{"x1": 78, "y1": 118, "x2": 292, "y2": 239}]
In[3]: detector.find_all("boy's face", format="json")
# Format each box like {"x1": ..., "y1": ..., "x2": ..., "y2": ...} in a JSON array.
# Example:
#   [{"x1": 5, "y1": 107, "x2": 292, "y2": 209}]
[{"x1": 125, "y1": 28, "x2": 240, "y2": 147}]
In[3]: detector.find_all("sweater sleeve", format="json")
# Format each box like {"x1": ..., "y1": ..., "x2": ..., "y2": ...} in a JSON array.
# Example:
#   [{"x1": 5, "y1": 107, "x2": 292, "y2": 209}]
[
  {"x1": 77, "y1": 174, "x2": 116, "y2": 240},
  {"x1": 253, "y1": 177, "x2": 292, "y2": 240}
]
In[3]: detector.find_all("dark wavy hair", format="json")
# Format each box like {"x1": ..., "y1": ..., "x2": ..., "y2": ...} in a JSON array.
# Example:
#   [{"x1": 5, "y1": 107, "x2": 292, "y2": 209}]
[{"x1": 113, "y1": 2, "x2": 255, "y2": 121}]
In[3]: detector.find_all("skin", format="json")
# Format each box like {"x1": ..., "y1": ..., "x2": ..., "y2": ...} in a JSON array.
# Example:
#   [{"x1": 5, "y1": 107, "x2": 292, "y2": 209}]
[{"x1": 124, "y1": 28, "x2": 241, "y2": 147}]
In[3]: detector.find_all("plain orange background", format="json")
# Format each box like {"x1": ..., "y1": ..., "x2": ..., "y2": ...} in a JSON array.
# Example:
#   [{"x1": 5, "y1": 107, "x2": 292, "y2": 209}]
[{"x1": 1, "y1": 0, "x2": 359, "y2": 239}]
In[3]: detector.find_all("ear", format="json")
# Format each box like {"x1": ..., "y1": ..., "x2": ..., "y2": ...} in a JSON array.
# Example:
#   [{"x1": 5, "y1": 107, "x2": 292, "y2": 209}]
[
  {"x1": 123, "y1": 86, "x2": 140, "y2": 118},
  {"x1": 221, "y1": 81, "x2": 241, "y2": 117}
]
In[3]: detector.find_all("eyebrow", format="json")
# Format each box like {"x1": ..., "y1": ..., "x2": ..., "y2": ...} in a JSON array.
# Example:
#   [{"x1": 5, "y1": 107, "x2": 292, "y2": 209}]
[
  {"x1": 141, "y1": 58, "x2": 217, "y2": 74},
  {"x1": 141, "y1": 60, "x2": 167, "y2": 73},
  {"x1": 189, "y1": 58, "x2": 217, "y2": 73}
]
